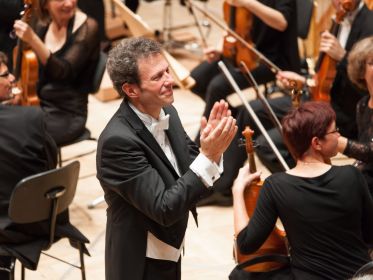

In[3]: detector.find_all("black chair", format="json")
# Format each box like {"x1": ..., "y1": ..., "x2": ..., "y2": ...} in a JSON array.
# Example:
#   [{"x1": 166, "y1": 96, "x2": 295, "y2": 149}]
[
  {"x1": 0, "y1": 161, "x2": 89, "y2": 280},
  {"x1": 57, "y1": 128, "x2": 97, "y2": 167}
]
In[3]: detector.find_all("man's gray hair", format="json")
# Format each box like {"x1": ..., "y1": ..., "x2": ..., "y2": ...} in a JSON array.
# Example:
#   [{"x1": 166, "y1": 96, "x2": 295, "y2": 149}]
[{"x1": 106, "y1": 37, "x2": 162, "y2": 97}]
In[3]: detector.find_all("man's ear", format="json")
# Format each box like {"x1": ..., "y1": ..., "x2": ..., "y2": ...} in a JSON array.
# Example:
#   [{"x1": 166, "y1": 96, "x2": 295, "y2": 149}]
[{"x1": 122, "y1": 83, "x2": 139, "y2": 99}]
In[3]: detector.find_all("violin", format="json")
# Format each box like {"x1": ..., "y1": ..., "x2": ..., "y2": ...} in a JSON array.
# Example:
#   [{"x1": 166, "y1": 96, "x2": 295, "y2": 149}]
[
  {"x1": 190, "y1": 2, "x2": 281, "y2": 74},
  {"x1": 233, "y1": 127, "x2": 288, "y2": 272},
  {"x1": 13, "y1": 0, "x2": 39, "y2": 106},
  {"x1": 311, "y1": 0, "x2": 355, "y2": 102},
  {"x1": 222, "y1": 2, "x2": 256, "y2": 69}
]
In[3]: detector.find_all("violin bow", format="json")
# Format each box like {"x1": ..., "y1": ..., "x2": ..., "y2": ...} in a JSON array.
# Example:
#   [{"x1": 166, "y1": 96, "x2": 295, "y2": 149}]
[
  {"x1": 240, "y1": 61, "x2": 282, "y2": 133},
  {"x1": 190, "y1": 0, "x2": 281, "y2": 74},
  {"x1": 218, "y1": 60, "x2": 290, "y2": 171}
]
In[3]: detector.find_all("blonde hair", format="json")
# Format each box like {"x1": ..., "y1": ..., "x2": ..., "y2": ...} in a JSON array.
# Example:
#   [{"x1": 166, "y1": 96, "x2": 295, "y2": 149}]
[{"x1": 347, "y1": 36, "x2": 373, "y2": 90}]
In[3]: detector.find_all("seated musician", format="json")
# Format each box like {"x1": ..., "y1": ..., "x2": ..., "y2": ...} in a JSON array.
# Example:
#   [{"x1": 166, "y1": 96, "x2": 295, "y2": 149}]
[
  {"x1": 191, "y1": 0, "x2": 300, "y2": 206},
  {"x1": 232, "y1": 101, "x2": 373, "y2": 280},
  {"x1": 336, "y1": 36, "x2": 373, "y2": 194},
  {"x1": 0, "y1": 51, "x2": 57, "y2": 278},
  {"x1": 252, "y1": 0, "x2": 373, "y2": 174},
  {"x1": 0, "y1": 51, "x2": 89, "y2": 279},
  {"x1": 13, "y1": 0, "x2": 100, "y2": 145}
]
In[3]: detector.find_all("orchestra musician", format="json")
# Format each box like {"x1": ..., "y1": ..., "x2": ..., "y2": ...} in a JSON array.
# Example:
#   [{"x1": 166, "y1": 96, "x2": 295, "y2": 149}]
[
  {"x1": 337, "y1": 36, "x2": 373, "y2": 194},
  {"x1": 0, "y1": 51, "x2": 58, "y2": 279},
  {"x1": 232, "y1": 101, "x2": 373, "y2": 280},
  {"x1": 249, "y1": 0, "x2": 373, "y2": 173},
  {"x1": 191, "y1": 0, "x2": 300, "y2": 206},
  {"x1": 96, "y1": 37, "x2": 237, "y2": 280},
  {"x1": 13, "y1": 0, "x2": 100, "y2": 145}
]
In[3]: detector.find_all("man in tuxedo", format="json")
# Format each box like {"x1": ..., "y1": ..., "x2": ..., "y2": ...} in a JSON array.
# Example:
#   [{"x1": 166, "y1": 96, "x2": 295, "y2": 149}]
[
  {"x1": 0, "y1": 52, "x2": 58, "y2": 278},
  {"x1": 96, "y1": 37, "x2": 237, "y2": 280}
]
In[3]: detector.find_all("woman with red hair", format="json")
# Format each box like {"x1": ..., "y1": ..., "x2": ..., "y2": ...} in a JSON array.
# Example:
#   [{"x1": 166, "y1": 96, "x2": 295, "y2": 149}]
[{"x1": 232, "y1": 101, "x2": 373, "y2": 279}]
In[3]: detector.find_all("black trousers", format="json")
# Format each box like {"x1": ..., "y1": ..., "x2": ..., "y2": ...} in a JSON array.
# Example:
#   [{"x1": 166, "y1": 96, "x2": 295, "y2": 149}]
[{"x1": 143, "y1": 258, "x2": 181, "y2": 280}]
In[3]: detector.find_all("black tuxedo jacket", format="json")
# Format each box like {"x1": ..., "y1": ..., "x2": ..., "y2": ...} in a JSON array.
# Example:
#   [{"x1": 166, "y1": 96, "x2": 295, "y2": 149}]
[
  {"x1": 331, "y1": 4, "x2": 373, "y2": 139},
  {"x1": 0, "y1": 105, "x2": 90, "y2": 270},
  {"x1": 0, "y1": 105, "x2": 57, "y2": 211},
  {"x1": 97, "y1": 101, "x2": 211, "y2": 280}
]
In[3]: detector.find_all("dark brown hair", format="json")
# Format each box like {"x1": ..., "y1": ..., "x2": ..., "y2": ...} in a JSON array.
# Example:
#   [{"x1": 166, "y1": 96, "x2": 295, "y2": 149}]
[{"x1": 282, "y1": 101, "x2": 336, "y2": 159}]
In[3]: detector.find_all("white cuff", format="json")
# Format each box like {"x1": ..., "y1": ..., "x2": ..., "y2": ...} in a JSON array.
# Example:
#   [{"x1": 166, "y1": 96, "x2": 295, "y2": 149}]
[{"x1": 190, "y1": 153, "x2": 223, "y2": 188}]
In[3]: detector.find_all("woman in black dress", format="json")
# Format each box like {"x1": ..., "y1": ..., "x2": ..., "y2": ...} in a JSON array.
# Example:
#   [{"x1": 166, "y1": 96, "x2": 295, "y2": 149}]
[
  {"x1": 232, "y1": 101, "x2": 373, "y2": 279},
  {"x1": 337, "y1": 36, "x2": 373, "y2": 194},
  {"x1": 13, "y1": 0, "x2": 100, "y2": 145}
]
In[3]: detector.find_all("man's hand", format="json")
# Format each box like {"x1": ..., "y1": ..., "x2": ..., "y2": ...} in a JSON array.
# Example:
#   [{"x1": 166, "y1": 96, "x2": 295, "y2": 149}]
[
  {"x1": 200, "y1": 115, "x2": 237, "y2": 164},
  {"x1": 200, "y1": 100, "x2": 231, "y2": 133},
  {"x1": 319, "y1": 30, "x2": 346, "y2": 62}
]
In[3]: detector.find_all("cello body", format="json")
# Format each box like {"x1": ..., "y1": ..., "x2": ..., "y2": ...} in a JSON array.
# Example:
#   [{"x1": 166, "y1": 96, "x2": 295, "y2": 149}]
[
  {"x1": 234, "y1": 127, "x2": 288, "y2": 272},
  {"x1": 222, "y1": 1, "x2": 256, "y2": 69}
]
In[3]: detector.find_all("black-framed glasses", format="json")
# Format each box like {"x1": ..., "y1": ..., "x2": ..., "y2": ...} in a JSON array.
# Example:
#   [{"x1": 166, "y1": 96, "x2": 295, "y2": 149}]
[
  {"x1": 0, "y1": 70, "x2": 10, "y2": 78},
  {"x1": 325, "y1": 127, "x2": 340, "y2": 135}
]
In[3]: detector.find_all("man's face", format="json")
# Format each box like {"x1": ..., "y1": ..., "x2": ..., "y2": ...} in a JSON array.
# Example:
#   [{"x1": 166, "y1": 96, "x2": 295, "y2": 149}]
[
  {"x1": 0, "y1": 63, "x2": 14, "y2": 102},
  {"x1": 130, "y1": 53, "x2": 174, "y2": 118}
]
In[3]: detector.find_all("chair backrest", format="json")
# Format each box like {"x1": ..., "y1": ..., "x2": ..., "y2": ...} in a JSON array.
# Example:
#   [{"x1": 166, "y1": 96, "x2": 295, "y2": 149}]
[
  {"x1": 297, "y1": 0, "x2": 314, "y2": 39},
  {"x1": 91, "y1": 51, "x2": 108, "y2": 94},
  {"x1": 8, "y1": 161, "x2": 80, "y2": 224}
]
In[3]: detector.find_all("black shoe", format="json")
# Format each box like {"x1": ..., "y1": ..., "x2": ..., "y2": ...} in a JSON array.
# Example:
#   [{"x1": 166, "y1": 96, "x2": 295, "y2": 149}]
[{"x1": 196, "y1": 192, "x2": 233, "y2": 207}]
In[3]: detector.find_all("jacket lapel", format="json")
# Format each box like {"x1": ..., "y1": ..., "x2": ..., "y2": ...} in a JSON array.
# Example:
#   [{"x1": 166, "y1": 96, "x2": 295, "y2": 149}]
[{"x1": 120, "y1": 101, "x2": 179, "y2": 177}]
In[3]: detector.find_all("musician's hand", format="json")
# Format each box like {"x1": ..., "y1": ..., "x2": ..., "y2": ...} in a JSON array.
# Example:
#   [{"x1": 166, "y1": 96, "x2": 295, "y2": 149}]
[
  {"x1": 337, "y1": 136, "x2": 348, "y2": 153},
  {"x1": 200, "y1": 115, "x2": 237, "y2": 164},
  {"x1": 319, "y1": 30, "x2": 346, "y2": 62},
  {"x1": 232, "y1": 163, "x2": 261, "y2": 195},
  {"x1": 276, "y1": 71, "x2": 306, "y2": 89},
  {"x1": 203, "y1": 47, "x2": 221, "y2": 63},
  {"x1": 13, "y1": 20, "x2": 37, "y2": 44}
]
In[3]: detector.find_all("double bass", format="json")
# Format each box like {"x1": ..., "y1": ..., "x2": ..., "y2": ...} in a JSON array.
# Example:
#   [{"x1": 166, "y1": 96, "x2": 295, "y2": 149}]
[
  {"x1": 234, "y1": 127, "x2": 288, "y2": 272},
  {"x1": 311, "y1": 0, "x2": 355, "y2": 102},
  {"x1": 13, "y1": 0, "x2": 39, "y2": 106}
]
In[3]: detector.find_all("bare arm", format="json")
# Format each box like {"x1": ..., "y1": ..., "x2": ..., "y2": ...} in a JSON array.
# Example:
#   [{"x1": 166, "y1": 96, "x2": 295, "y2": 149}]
[{"x1": 226, "y1": 0, "x2": 288, "y2": 31}]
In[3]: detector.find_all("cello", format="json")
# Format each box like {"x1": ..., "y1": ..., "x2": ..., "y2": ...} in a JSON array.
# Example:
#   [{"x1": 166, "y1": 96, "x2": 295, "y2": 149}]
[
  {"x1": 311, "y1": 0, "x2": 355, "y2": 102},
  {"x1": 233, "y1": 127, "x2": 288, "y2": 272},
  {"x1": 222, "y1": 1, "x2": 256, "y2": 70},
  {"x1": 13, "y1": 0, "x2": 39, "y2": 106}
]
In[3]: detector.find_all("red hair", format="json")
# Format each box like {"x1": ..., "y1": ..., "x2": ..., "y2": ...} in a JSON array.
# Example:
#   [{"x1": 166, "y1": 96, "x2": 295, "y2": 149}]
[{"x1": 282, "y1": 101, "x2": 336, "y2": 159}]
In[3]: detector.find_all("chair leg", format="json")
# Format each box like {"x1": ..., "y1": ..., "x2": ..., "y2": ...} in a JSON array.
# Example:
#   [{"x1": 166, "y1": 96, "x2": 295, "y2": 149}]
[
  {"x1": 78, "y1": 243, "x2": 86, "y2": 280},
  {"x1": 58, "y1": 148, "x2": 62, "y2": 167},
  {"x1": 21, "y1": 264, "x2": 25, "y2": 280},
  {"x1": 87, "y1": 195, "x2": 105, "y2": 209}
]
